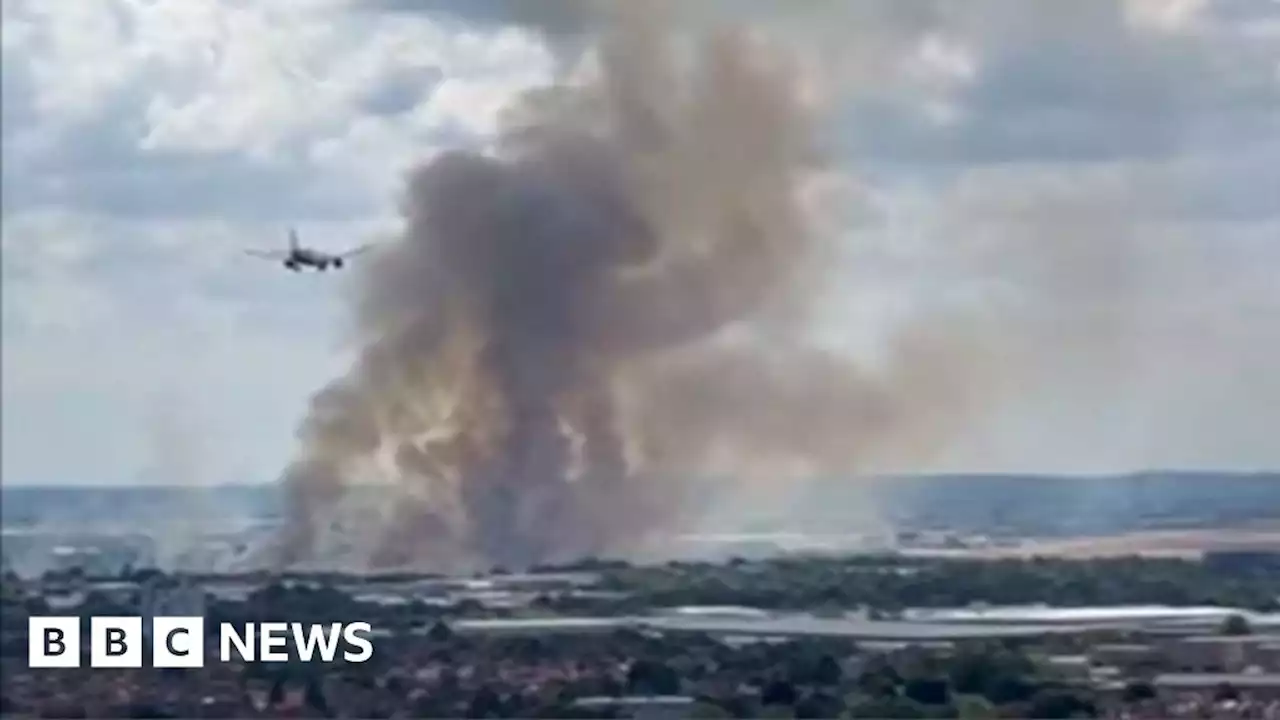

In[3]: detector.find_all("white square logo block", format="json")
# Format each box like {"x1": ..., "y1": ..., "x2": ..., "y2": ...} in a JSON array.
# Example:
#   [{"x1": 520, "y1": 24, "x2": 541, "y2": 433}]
[
  {"x1": 28, "y1": 617, "x2": 80, "y2": 668},
  {"x1": 90, "y1": 616, "x2": 142, "y2": 668},
  {"x1": 152, "y1": 617, "x2": 206, "y2": 668}
]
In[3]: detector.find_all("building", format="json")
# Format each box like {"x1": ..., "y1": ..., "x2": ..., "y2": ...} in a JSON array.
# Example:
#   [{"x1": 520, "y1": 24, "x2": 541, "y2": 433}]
[
  {"x1": 410, "y1": 612, "x2": 1129, "y2": 645},
  {"x1": 450, "y1": 617, "x2": 628, "y2": 637},
  {"x1": 908, "y1": 604, "x2": 1247, "y2": 627},
  {"x1": 572, "y1": 696, "x2": 695, "y2": 720},
  {"x1": 1090, "y1": 643, "x2": 1163, "y2": 672},
  {"x1": 1164, "y1": 635, "x2": 1280, "y2": 673},
  {"x1": 637, "y1": 614, "x2": 1123, "y2": 643},
  {"x1": 1042, "y1": 655, "x2": 1093, "y2": 682},
  {"x1": 1153, "y1": 673, "x2": 1280, "y2": 702},
  {"x1": 1260, "y1": 643, "x2": 1280, "y2": 670},
  {"x1": 658, "y1": 606, "x2": 773, "y2": 620}
]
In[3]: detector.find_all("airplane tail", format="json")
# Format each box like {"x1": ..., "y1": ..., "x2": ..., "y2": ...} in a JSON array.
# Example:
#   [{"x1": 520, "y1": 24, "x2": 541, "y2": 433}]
[{"x1": 288, "y1": 227, "x2": 299, "y2": 251}]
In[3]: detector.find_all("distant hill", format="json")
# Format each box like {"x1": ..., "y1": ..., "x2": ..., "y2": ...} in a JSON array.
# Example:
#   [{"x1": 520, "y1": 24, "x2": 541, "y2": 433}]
[
  {"x1": 3, "y1": 471, "x2": 1278, "y2": 537},
  {"x1": 868, "y1": 471, "x2": 1280, "y2": 537},
  {"x1": 0, "y1": 484, "x2": 283, "y2": 528}
]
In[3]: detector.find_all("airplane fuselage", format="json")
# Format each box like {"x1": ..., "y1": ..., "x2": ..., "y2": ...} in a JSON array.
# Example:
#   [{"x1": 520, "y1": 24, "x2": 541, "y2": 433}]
[{"x1": 284, "y1": 248, "x2": 344, "y2": 271}]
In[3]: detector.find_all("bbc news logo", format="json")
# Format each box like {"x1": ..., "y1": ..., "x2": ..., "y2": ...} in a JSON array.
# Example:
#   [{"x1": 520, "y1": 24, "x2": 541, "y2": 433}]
[{"x1": 29, "y1": 617, "x2": 374, "y2": 668}]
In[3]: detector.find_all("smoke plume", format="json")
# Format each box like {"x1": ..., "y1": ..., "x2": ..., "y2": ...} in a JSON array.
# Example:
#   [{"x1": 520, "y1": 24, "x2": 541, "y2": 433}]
[
  {"x1": 269, "y1": 3, "x2": 995, "y2": 572},
  {"x1": 140, "y1": 392, "x2": 236, "y2": 571}
]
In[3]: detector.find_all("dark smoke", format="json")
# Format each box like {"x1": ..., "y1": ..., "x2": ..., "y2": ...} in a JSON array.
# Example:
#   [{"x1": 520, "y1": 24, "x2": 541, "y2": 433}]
[{"x1": 269, "y1": 4, "x2": 991, "y2": 572}]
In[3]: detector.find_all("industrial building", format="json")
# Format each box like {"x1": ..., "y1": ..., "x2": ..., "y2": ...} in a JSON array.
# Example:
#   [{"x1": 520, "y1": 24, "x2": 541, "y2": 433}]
[{"x1": 1153, "y1": 673, "x2": 1280, "y2": 702}]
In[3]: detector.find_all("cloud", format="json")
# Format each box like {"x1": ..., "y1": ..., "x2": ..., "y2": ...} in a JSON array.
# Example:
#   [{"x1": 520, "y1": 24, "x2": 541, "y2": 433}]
[
  {"x1": 2, "y1": 0, "x2": 1277, "y2": 486},
  {"x1": 1, "y1": 0, "x2": 554, "y2": 218},
  {"x1": 834, "y1": 0, "x2": 1279, "y2": 168},
  {"x1": 0, "y1": 0, "x2": 552, "y2": 485},
  {"x1": 364, "y1": 0, "x2": 600, "y2": 41}
]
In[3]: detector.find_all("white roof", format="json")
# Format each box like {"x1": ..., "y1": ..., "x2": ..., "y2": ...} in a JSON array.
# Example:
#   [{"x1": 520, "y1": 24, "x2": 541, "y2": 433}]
[
  {"x1": 1155, "y1": 673, "x2": 1280, "y2": 688},
  {"x1": 910, "y1": 605, "x2": 1246, "y2": 624},
  {"x1": 663, "y1": 605, "x2": 772, "y2": 619},
  {"x1": 453, "y1": 617, "x2": 625, "y2": 631}
]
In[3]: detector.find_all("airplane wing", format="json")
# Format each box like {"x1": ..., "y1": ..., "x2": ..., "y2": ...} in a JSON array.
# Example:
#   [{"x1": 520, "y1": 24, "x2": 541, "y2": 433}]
[
  {"x1": 244, "y1": 249, "x2": 290, "y2": 260},
  {"x1": 338, "y1": 243, "x2": 377, "y2": 259}
]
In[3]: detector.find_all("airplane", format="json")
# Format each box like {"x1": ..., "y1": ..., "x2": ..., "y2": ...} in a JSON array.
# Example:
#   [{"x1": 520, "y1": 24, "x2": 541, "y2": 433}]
[{"x1": 244, "y1": 228, "x2": 373, "y2": 272}]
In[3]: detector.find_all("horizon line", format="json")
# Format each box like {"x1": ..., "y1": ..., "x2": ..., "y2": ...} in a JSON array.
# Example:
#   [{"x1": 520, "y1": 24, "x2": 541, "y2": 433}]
[{"x1": 3, "y1": 468, "x2": 1279, "y2": 491}]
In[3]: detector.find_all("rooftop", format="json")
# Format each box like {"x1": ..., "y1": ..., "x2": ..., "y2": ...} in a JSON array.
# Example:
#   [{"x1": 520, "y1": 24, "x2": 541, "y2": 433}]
[
  {"x1": 453, "y1": 617, "x2": 626, "y2": 633},
  {"x1": 1178, "y1": 634, "x2": 1280, "y2": 645},
  {"x1": 1154, "y1": 673, "x2": 1280, "y2": 688},
  {"x1": 908, "y1": 605, "x2": 1247, "y2": 625},
  {"x1": 573, "y1": 696, "x2": 696, "y2": 708},
  {"x1": 659, "y1": 605, "x2": 773, "y2": 619},
  {"x1": 638, "y1": 614, "x2": 1121, "y2": 641}
]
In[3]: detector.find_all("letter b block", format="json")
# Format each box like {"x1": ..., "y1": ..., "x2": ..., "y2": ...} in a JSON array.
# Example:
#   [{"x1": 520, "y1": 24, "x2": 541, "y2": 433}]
[
  {"x1": 28, "y1": 617, "x2": 80, "y2": 668},
  {"x1": 91, "y1": 617, "x2": 142, "y2": 668}
]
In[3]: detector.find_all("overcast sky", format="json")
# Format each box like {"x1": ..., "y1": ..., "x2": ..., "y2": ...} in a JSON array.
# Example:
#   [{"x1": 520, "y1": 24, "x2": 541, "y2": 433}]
[{"x1": 2, "y1": 0, "x2": 1277, "y2": 486}]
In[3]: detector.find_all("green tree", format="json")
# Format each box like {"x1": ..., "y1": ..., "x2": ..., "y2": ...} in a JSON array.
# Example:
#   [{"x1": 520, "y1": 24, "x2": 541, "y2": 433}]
[
  {"x1": 627, "y1": 659, "x2": 681, "y2": 695},
  {"x1": 857, "y1": 660, "x2": 902, "y2": 698},
  {"x1": 1220, "y1": 614, "x2": 1252, "y2": 636},
  {"x1": 948, "y1": 646, "x2": 1036, "y2": 703},
  {"x1": 814, "y1": 655, "x2": 844, "y2": 686},
  {"x1": 1121, "y1": 681, "x2": 1155, "y2": 704},
  {"x1": 465, "y1": 685, "x2": 504, "y2": 719},
  {"x1": 1025, "y1": 690, "x2": 1097, "y2": 719},
  {"x1": 761, "y1": 680, "x2": 799, "y2": 707},
  {"x1": 795, "y1": 692, "x2": 843, "y2": 718},
  {"x1": 427, "y1": 620, "x2": 454, "y2": 642},
  {"x1": 903, "y1": 677, "x2": 951, "y2": 706},
  {"x1": 688, "y1": 701, "x2": 733, "y2": 719},
  {"x1": 955, "y1": 695, "x2": 998, "y2": 719},
  {"x1": 845, "y1": 695, "x2": 929, "y2": 719}
]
